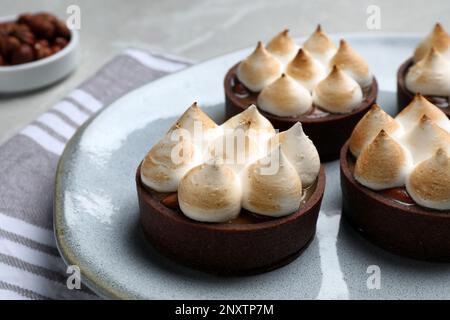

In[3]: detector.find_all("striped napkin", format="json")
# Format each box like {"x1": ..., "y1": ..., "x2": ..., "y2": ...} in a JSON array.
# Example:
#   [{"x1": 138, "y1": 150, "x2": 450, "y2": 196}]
[{"x1": 0, "y1": 49, "x2": 190, "y2": 299}]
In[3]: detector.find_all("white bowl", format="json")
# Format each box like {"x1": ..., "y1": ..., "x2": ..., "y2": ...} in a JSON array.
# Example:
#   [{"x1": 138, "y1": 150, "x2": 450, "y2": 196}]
[{"x1": 0, "y1": 15, "x2": 79, "y2": 94}]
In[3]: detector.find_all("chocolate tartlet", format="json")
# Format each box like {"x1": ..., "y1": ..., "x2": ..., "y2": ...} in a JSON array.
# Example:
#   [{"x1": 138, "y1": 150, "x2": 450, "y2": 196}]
[
  {"x1": 397, "y1": 23, "x2": 450, "y2": 116},
  {"x1": 224, "y1": 26, "x2": 378, "y2": 161},
  {"x1": 136, "y1": 103, "x2": 326, "y2": 275},
  {"x1": 137, "y1": 164, "x2": 325, "y2": 275},
  {"x1": 340, "y1": 101, "x2": 450, "y2": 261}
]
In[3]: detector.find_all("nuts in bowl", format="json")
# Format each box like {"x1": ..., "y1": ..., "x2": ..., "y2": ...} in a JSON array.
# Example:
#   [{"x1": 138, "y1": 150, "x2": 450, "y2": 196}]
[{"x1": 0, "y1": 12, "x2": 78, "y2": 93}]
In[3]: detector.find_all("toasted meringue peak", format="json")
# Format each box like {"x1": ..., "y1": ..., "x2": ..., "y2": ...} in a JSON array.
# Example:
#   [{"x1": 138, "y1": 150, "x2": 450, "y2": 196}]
[
  {"x1": 141, "y1": 134, "x2": 202, "y2": 192},
  {"x1": 405, "y1": 47, "x2": 450, "y2": 96},
  {"x1": 330, "y1": 40, "x2": 372, "y2": 88},
  {"x1": 266, "y1": 29, "x2": 299, "y2": 65},
  {"x1": 354, "y1": 130, "x2": 413, "y2": 190},
  {"x1": 312, "y1": 65, "x2": 363, "y2": 114},
  {"x1": 395, "y1": 94, "x2": 450, "y2": 132},
  {"x1": 169, "y1": 102, "x2": 217, "y2": 132},
  {"x1": 272, "y1": 122, "x2": 320, "y2": 186},
  {"x1": 241, "y1": 146, "x2": 302, "y2": 217},
  {"x1": 302, "y1": 25, "x2": 337, "y2": 65},
  {"x1": 168, "y1": 102, "x2": 222, "y2": 144},
  {"x1": 178, "y1": 161, "x2": 242, "y2": 222},
  {"x1": 285, "y1": 48, "x2": 326, "y2": 91},
  {"x1": 221, "y1": 104, "x2": 276, "y2": 139},
  {"x1": 349, "y1": 104, "x2": 402, "y2": 157},
  {"x1": 406, "y1": 148, "x2": 450, "y2": 210},
  {"x1": 236, "y1": 41, "x2": 282, "y2": 92},
  {"x1": 414, "y1": 23, "x2": 450, "y2": 62},
  {"x1": 401, "y1": 115, "x2": 450, "y2": 164},
  {"x1": 257, "y1": 74, "x2": 313, "y2": 117}
]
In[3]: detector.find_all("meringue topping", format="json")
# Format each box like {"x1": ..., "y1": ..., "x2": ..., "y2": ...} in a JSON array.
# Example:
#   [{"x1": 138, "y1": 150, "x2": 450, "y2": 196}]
[
  {"x1": 273, "y1": 122, "x2": 320, "y2": 186},
  {"x1": 141, "y1": 134, "x2": 202, "y2": 192},
  {"x1": 236, "y1": 41, "x2": 282, "y2": 92},
  {"x1": 330, "y1": 40, "x2": 372, "y2": 88},
  {"x1": 178, "y1": 161, "x2": 242, "y2": 222},
  {"x1": 221, "y1": 104, "x2": 276, "y2": 141},
  {"x1": 241, "y1": 146, "x2": 303, "y2": 217},
  {"x1": 302, "y1": 25, "x2": 337, "y2": 65},
  {"x1": 266, "y1": 29, "x2": 299, "y2": 65},
  {"x1": 141, "y1": 103, "x2": 322, "y2": 221},
  {"x1": 406, "y1": 148, "x2": 450, "y2": 210},
  {"x1": 285, "y1": 48, "x2": 326, "y2": 91},
  {"x1": 400, "y1": 115, "x2": 450, "y2": 164},
  {"x1": 405, "y1": 47, "x2": 450, "y2": 96},
  {"x1": 354, "y1": 130, "x2": 413, "y2": 190},
  {"x1": 312, "y1": 65, "x2": 363, "y2": 114},
  {"x1": 168, "y1": 102, "x2": 222, "y2": 146},
  {"x1": 257, "y1": 74, "x2": 313, "y2": 117},
  {"x1": 413, "y1": 23, "x2": 450, "y2": 62},
  {"x1": 349, "y1": 104, "x2": 402, "y2": 157},
  {"x1": 395, "y1": 94, "x2": 450, "y2": 132}
]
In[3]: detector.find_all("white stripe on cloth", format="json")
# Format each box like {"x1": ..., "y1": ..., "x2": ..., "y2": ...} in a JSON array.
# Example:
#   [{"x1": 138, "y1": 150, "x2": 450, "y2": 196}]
[
  {"x1": 20, "y1": 125, "x2": 65, "y2": 155},
  {"x1": 36, "y1": 113, "x2": 76, "y2": 140},
  {"x1": 68, "y1": 89, "x2": 103, "y2": 113},
  {"x1": 0, "y1": 238, "x2": 64, "y2": 272},
  {"x1": 52, "y1": 101, "x2": 90, "y2": 125},
  {"x1": 0, "y1": 288, "x2": 31, "y2": 300},
  {"x1": 0, "y1": 213, "x2": 55, "y2": 248},
  {"x1": 0, "y1": 263, "x2": 94, "y2": 300},
  {"x1": 124, "y1": 48, "x2": 187, "y2": 72}
]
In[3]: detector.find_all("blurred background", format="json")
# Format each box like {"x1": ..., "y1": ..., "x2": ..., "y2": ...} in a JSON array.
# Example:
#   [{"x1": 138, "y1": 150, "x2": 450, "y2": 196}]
[{"x1": 0, "y1": 0, "x2": 448, "y2": 143}]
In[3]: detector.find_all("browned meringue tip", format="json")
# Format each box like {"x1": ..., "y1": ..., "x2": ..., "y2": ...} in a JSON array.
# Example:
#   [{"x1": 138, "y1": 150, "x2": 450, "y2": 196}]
[
  {"x1": 281, "y1": 28, "x2": 290, "y2": 36},
  {"x1": 315, "y1": 24, "x2": 322, "y2": 32},
  {"x1": 330, "y1": 64, "x2": 340, "y2": 74},
  {"x1": 435, "y1": 147, "x2": 448, "y2": 160},
  {"x1": 377, "y1": 129, "x2": 388, "y2": 138},
  {"x1": 420, "y1": 114, "x2": 432, "y2": 123},
  {"x1": 281, "y1": 73, "x2": 286, "y2": 78},
  {"x1": 256, "y1": 41, "x2": 264, "y2": 50},
  {"x1": 338, "y1": 39, "x2": 348, "y2": 49},
  {"x1": 370, "y1": 103, "x2": 382, "y2": 111},
  {"x1": 434, "y1": 23, "x2": 446, "y2": 35},
  {"x1": 291, "y1": 48, "x2": 310, "y2": 62}
]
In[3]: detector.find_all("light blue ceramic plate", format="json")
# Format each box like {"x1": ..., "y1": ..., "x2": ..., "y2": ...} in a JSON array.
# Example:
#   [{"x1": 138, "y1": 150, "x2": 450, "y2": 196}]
[{"x1": 54, "y1": 34, "x2": 450, "y2": 300}]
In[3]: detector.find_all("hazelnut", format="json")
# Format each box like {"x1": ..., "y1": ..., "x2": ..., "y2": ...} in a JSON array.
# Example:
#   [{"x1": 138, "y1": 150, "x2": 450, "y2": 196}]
[
  {"x1": 10, "y1": 43, "x2": 34, "y2": 64},
  {"x1": 6, "y1": 36, "x2": 22, "y2": 57},
  {"x1": 12, "y1": 25, "x2": 35, "y2": 45},
  {"x1": 36, "y1": 12, "x2": 57, "y2": 23},
  {"x1": 161, "y1": 193, "x2": 179, "y2": 209},
  {"x1": 54, "y1": 37, "x2": 68, "y2": 48},
  {"x1": 17, "y1": 13, "x2": 34, "y2": 25},
  {"x1": 28, "y1": 17, "x2": 55, "y2": 39},
  {"x1": 0, "y1": 22, "x2": 15, "y2": 35},
  {"x1": 34, "y1": 39, "x2": 52, "y2": 59},
  {"x1": 54, "y1": 20, "x2": 71, "y2": 39},
  {"x1": 50, "y1": 45, "x2": 62, "y2": 54}
]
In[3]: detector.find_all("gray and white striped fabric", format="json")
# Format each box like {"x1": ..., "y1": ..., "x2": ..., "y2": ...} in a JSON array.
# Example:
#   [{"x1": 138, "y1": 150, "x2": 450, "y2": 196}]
[{"x1": 0, "y1": 48, "x2": 190, "y2": 300}]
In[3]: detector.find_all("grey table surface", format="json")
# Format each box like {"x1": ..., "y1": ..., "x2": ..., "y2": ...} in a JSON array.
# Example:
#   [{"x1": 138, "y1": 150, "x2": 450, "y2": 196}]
[{"x1": 0, "y1": 0, "x2": 448, "y2": 143}]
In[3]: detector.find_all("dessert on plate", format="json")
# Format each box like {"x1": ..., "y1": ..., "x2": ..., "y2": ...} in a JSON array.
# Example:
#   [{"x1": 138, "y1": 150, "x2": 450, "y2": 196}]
[
  {"x1": 224, "y1": 26, "x2": 378, "y2": 161},
  {"x1": 136, "y1": 102, "x2": 326, "y2": 275},
  {"x1": 340, "y1": 96, "x2": 450, "y2": 261},
  {"x1": 397, "y1": 23, "x2": 450, "y2": 117}
]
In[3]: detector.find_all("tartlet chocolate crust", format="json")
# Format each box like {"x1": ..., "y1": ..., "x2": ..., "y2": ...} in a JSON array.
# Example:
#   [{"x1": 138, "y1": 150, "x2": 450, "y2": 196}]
[
  {"x1": 224, "y1": 64, "x2": 378, "y2": 161},
  {"x1": 340, "y1": 141, "x2": 450, "y2": 262},
  {"x1": 136, "y1": 163, "x2": 326, "y2": 275},
  {"x1": 397, "y1": 58, "x2": 450, "y2": 116}
]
